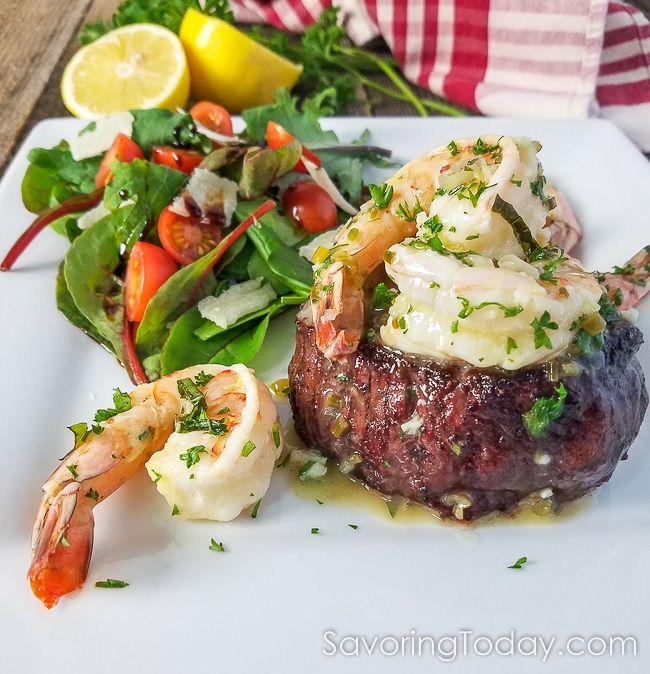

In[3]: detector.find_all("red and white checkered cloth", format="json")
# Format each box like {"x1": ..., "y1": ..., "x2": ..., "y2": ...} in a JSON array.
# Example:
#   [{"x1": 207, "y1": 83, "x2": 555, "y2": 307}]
[{"x1": 232, "y1": 0, "x2": 650, "y2": 151}]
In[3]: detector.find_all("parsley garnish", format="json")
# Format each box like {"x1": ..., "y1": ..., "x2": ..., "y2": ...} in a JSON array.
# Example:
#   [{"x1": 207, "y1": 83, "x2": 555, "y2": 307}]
[
  {"x1": 311, "y1": 527, "x2": 320, "y2": 534},
  {"x1": 179, "y1": 444, "x2": 207, "y2": 468},
  {"x1": 530, "y1": 311, "x2": 558, "y2": 350},
  {"x1": 176, "y1": 376, "x2": 227, "y2": 435},
  {"x1": 172, "y1": 504, "x2": 180, "y2": 516},
  {"x1": 447, "y1": 140, "x2": 459, "y2": 156},
  {"x1": 373, "y1": 282, "x2": 397, "y2": 309},
  {"x1": 368, "y1": 182, "x2": 393, "y2": 209},
  {"x1": 394, "y1": 197, "x2": 423, "y2": 222},
  {"x1": 250, "y1": 500, "x2": 261, "y2": 519},
  {"x1": 94, "y1": 388, "x2": 132, "y2": 423},
  {"x1": 95, "y1": 578, "x2": 129, "y2": 588},
  {"x1": 86, "y1": 487, "x2": 100, "y2": 501},
  {"x1": 508, "y1": 556, "x2": 528, "y2": 569},
  {"x1": 472, "y1": 137, "x2": 501, "y2": 156},
  {"x1": 209, "y1": 539, "x2": 225, "y2": 552},
  {"x1": 523, "y1": 383, "x2": 567, "y2": 439},
  {"x1": 457, "y1": 297, "x2": 524, "y2": 319},
  {"x1": 194, "y1": 371, "x2": 215, "y2": 386}
]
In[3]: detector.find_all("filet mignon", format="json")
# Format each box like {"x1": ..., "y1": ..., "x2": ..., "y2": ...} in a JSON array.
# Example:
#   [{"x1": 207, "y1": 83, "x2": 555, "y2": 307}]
[{"x1": 288, "y1": 305, "x2": 648, "y2": 521}]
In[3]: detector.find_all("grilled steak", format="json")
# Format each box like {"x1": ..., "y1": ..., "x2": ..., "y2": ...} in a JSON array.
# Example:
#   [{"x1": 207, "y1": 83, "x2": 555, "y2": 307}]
[{"x1": 288, "y1": 305, "x2": 648, "y2": 521}]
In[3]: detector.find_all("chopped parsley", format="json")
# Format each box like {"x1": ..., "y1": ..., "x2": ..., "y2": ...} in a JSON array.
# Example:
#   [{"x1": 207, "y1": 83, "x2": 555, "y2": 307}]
[
  {"x1": 368, "y1": 182, "x2": 394, "y2": 209},
  {"x1": 194, "y1": 371, "x2": 215, "y2": 386},
  {"x1": 95, "y1": 579, "x2": 129, "y2": 588},
  {"x1": 394, "y1": 197, "x2": 423, "y2": 222},
  {"x1": 311, "y1": 527, "x2": 320, "y2": 534},
  {"x1": 472, "y1": 137, "x2": 501, "y2": 156},
  {"x1": 94, "y1": 388, "x2": 132, "y2": 423},
  {"x1": 523, "y1": 383, "x2": 567, "y2": 439},
  {"x1": 86, "y1": 487, "x2": 100, "y2": 501},
  {"x1": 457, "y1": 297, "x2": 524, "y2": 319},
  {"x1": 172, "y1": 504, "x2": 180, "y2": 516},
  {"x1": 176, "y1": 376, "x2": 228, "y2": 435},
  {"x1": 447, "y1": 140, "x2": 459, "y2": 156},
  {"x1": 507, "y1": 556, "x2": 528, "y2": 569},
  {"x1": 530, "y1": 311, "x2": 558, "y2": 350},
  {"x1": 373, "y1": 282, "x2": 397, "y2": 309},
  {"x1": 179, "y1": 444, "x2": 207, "y2": 468},
  {"x1": 250, "y1": 499, "x2": 261, "y2": 519},
  {"x1": 209, "y1": 539, "x2": 225, "y2": 552}
]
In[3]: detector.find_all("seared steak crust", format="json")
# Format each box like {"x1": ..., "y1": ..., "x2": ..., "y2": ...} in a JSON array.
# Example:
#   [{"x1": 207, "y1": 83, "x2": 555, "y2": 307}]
[{"x1": 288, "y1": 307, "x2": 648, "y2": 520}]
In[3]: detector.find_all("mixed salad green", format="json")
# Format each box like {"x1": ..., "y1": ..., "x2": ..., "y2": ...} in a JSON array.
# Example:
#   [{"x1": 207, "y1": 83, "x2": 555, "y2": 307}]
[{"x1": 5, "y1": 91, "x2": 390, "y2": 384}]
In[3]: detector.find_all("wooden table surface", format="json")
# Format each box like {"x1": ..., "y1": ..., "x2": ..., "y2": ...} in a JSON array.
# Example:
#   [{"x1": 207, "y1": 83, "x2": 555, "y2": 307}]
[{"x1": 1, "y1": 0, "x2": 649, "y2": 178}]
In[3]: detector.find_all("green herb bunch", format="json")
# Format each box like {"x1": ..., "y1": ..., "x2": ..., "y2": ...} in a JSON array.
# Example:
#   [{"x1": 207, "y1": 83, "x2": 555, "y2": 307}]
[{"x1": 78, "y1": 1, "x2": 464, "y2": 118}]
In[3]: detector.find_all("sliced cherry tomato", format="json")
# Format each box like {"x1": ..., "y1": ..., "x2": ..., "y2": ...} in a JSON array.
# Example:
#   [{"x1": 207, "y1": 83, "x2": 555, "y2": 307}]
[
  {"x1": 265, "y1": 121, "x2": 321, "y2": 173},
  {"x1": 95, "y1": 133, "x2": 144, "y2": 188},
  {"x1": 282, "y1": 181, "x2": 338, "y2": 234},
  {"x1": 124, "y1": 242, "x2": 178, "y2": 323},
  {"x1": 151, "y1": 146, "x2": 204, "y2": 174},
  {"x1": 189, "y1": 101, "x2": 234, "y2": 136},
  {"x1": 157, "y1": 204, "x2": 223, "y2": 266}
]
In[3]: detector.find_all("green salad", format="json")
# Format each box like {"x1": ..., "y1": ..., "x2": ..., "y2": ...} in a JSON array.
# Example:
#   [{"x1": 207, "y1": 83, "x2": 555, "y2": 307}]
[{"x1": 4, "y1": 91, "x2": 390, "y2": 384}]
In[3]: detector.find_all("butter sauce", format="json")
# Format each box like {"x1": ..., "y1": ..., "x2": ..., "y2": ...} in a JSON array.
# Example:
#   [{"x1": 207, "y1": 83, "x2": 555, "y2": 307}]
[{"x1": 280, "y1": 419, "x2": 592, "y2": 528}]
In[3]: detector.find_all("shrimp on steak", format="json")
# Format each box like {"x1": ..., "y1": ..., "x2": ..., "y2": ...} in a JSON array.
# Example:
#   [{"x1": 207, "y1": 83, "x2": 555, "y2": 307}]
[{"x1": 28, "y1": 364, "x2": 282, "y2": 608}]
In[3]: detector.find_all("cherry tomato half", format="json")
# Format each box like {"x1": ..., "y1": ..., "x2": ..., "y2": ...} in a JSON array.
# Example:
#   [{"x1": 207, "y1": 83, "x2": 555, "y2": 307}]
[
  {"x1": 151, "y1": 146, "x2": 204, "y2": 174},
  {"x1": 265, "y1": 121, "x2": 321, "y2": 173},
  {"x1": 189, "y1": 101, "x2": 234, "y2": 136},
  {"x1": 95, "y1": 133, "x2": 144, "y2": 188},
  {"x1": 282, "y1": 181, "x2": 338, "y2": 234},
  {"x1": 124, "y1": 242, "x2": 178, "y2": 323},
  {"x1": 157, "y1": 204, "x2": 223, "y2": 266}
]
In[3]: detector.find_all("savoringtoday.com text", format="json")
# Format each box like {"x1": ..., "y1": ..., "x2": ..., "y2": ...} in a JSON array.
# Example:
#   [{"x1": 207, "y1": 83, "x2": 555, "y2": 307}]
[{"x1": 322, "y1": 629, "x2": 638, "y2": 662}]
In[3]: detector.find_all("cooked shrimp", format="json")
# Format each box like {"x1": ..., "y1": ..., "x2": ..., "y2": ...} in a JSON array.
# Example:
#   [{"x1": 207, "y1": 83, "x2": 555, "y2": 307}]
[
  {"x1": 28, "y1": 364, "x2": 281, "y2": 608},
  {"x1": 312, "y1": 135, "x2": 553, "y2": 359},
  {"x1": 545, "y1": 184, "x2": 583, "y2": 253},
  {"x1": 380, "y1": 244, "x2": 603, "y2": 369},
  {"x1": 597, "y1": 245, "x2": 650, "y2": 311},
  {"x1": 145, "y1": 364, "x2": 282, "y2": 521}
]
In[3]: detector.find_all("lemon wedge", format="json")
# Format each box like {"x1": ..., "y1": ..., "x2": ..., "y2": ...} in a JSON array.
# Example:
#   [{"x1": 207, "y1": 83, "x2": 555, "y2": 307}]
[
  {"x1": 61, "y1": 23, "x2": 190, "y2": 118},
  {"x1": 179, "y1": 8, "x2": 303, "y2": 113}
]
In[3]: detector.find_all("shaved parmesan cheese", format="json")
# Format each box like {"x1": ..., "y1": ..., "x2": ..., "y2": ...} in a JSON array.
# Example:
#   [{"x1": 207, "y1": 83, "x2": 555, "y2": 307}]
[
  {"x1": 198, "y1": 278, "x2": 277, "y2": 329},
  {"x1": 76, "y1": 197, "x2": 135, "y2": 229},
  {"x1": 67, "y1": 112, "x2": 134, "y2": 161},
  {"x1": 170, "y1": 168, "x2": 238, "y2": 225}
]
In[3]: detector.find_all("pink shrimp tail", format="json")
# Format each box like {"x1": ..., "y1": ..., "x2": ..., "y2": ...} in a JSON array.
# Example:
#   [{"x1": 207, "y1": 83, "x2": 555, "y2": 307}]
[{"x1": 28, "y1": 493, "x2": 94, "y2": 609}]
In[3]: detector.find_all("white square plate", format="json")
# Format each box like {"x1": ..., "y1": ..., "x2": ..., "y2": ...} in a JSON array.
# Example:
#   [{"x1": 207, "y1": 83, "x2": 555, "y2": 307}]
[{"x1": 1, "y1": 117, "x2": 649, "y2": 674}]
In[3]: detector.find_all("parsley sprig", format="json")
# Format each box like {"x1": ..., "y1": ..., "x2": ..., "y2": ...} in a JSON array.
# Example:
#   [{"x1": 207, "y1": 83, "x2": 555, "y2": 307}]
[
  {"x1": 523, "y1": 383, "x2": 567, "y2": 439},
  {"x1": 79, "y1": 4, "x2": 465, "y2": 118}
]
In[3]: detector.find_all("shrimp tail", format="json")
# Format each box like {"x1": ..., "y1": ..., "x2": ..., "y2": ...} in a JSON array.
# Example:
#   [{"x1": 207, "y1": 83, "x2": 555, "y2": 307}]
[
  {"x1": 28, "y1": 487, "x2": 94, "y2": 608},
  {"x1": 313, "y1": 268, "x2": 365, "y2": 359},
  {"x1": 598, "y1": 245, "x2": 650, "y2": 311}
]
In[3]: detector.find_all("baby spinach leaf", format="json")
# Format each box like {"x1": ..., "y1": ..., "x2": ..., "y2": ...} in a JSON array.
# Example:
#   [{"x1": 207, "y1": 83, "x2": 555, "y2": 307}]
[
  {"x1": 56, "y1": 262, "x2": 113, "y2": 351},
  {"x1": 209, "y1": 315, "x2": 272, "y2": 366},
  {"x1": 160, "y1": 306, "x2": 245, "y2": 374},
  {"x1": 63, "y1": 214, "x2": 142, "y2": 382},
  {"x1": 104, "y1": 159, "x2": 187, "y2": 251},
  {"x1": 131, "y1": 108, "x2": 210, "y2": 156},
  {"x1": 22, "y1": 144, "x2": 100, "y2": 213}
]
